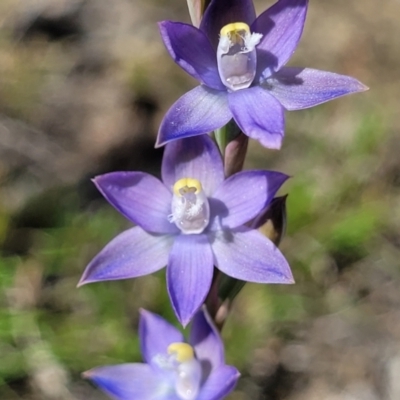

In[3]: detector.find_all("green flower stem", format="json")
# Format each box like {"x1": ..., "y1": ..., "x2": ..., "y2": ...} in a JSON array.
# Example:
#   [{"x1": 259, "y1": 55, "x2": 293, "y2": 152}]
[
  {"x1": 214, "y1": 125, "x2": 229, "y2": 158},
  {"x1": 208, "y1": 121, "x2": 250, "y2": 330}
]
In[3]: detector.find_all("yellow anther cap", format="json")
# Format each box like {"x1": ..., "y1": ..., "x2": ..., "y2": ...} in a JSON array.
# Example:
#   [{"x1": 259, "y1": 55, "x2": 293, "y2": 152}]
[
  {"x1": 173, "y1": 178, "x2": 202, "y2": 196},
  {"x1": 167, "y1": 342, "x2": 195, "y2": 363},
  {"x1": 220, "y1": 22, "x2": 250, "y2": 37}
]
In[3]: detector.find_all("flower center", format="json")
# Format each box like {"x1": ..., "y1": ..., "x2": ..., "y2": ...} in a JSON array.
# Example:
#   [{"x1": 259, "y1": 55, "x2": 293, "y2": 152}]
[
  {"x1": 169, "y1": 178, "x2": 210, "y2": 234},
  {"x1": 153, "y1": 342, "x2": 202, "y2": 400},
  {"x1": 217, "y1": 22, "x2": 262, "y2": 92}
]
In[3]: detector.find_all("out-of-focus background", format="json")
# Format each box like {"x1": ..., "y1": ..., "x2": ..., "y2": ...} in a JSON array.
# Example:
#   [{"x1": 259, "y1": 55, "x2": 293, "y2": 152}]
[{"x1": 0, "y1": 0, "x2": 399, "y2": 398}]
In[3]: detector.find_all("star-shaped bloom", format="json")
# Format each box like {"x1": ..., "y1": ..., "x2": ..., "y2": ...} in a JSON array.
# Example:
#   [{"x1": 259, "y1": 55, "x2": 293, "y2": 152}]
[
  {"x1": 157, "y1": 0, "x2": 368, "y2": 149},
  {"x1": 84, "y1": 308, "x2": 240, "y2": 400},
  {"x1": 79, "y1": 135, "x2": 293, "y2": 326}
]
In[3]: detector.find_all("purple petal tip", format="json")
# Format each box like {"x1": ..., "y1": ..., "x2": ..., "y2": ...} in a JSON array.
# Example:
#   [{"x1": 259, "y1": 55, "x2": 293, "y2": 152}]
[
  {"x1": 282, "y1": 267, "x2": 295, "y2": 284},
  {"x1": 77, "y1": 270, "x2": 100, "y2": 287},
  {"x1": 81, "y1": 369, "x2": 93, "y2": 379},
  {"x1": 155, "y1": 136, "x2": 167, "y2": 148},
  {"x1": 351, "y1": 79, "x2": 369, "y2": 93},
  {"x1": 173, "y1": 306, "x2": 199, "y2": 329},
  {"x1": 76, "y1": 276, "x2": 89, "y2": 288},
  {"x1": 287, "y1": 276, "x2": 295, "y2": 284},
  {"x1": 138, "y1": 308, "x2": 152, "y2": 319},
  {"x1": 258, "y1": 132, "x2": 284, "y2": 150}
]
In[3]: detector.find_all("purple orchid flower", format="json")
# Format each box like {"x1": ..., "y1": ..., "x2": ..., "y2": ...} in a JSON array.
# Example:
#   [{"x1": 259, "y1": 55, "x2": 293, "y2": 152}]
[
  {"x1": 84, "y1": 308, "x2": 240, "y2": 400},
  {"x1": 79, "y1": 135, "x2": 293, "y2": 326},
  {"x1": 156, "y1": 0, "x2": 368, "y2": 149}
]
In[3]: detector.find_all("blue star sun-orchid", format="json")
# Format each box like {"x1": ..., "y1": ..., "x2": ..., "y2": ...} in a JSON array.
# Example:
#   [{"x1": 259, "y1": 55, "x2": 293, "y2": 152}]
[
  {"x1": 84, "y1": 308, "x2": 240, "y2": 400},
  {"x1": 156, "y1": 0, "x2": 368, "y2": 149},
  {"x1": 78, "y1": 135, "x2": 293, "y2": 326}
]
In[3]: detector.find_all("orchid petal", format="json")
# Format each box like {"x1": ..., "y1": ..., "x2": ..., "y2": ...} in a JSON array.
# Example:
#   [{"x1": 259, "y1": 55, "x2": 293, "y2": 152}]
[
  {"x1": 162, "y1": 135, "x2": 224, "y2": 197},
  {"x1": 167, "y1": 234, "x2": 214, "y2": 327},
  {"x1": 139, "y1": 309, "x2": 184, "y2": 366},
  {"x1": 94, "y1": 172, "x2": 178, "y2": 234},
  {"x1": 200, "y1": 0, "x2": 256, "y2": 49},
  {"x1": 78, "y1": 227, "x2": 173, "y2": 285},
  {"x1": 266, "y1": 67, "x2": 369, "y2": 110},
  {"x1": 253, "y1": 0, "x2": 308, "y2": 80},
  {"x1": 212, "y1": 228, "x2": 294, "y2": 284},
  {"x1": 197, "y1": 365, "x2": 240, "y2": 400},
  {"x1": 84, "y1": 364, "x2": 171, "y2": 400},
  {"x1": 158, "y1": 21, "x2": 224, "y2": 90},
  {"x1": 209, "y1": 170, "x2": 288, "y2": 230},
  {"x1": 228, "y1": 86, "x2": 284, "y2": 149},
  {"x1": 157, "y1": 86, "x2": 231, "y2": 147},
  {"x1": 190, "y1": 308, "x2": 224, "y2": 373}
]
